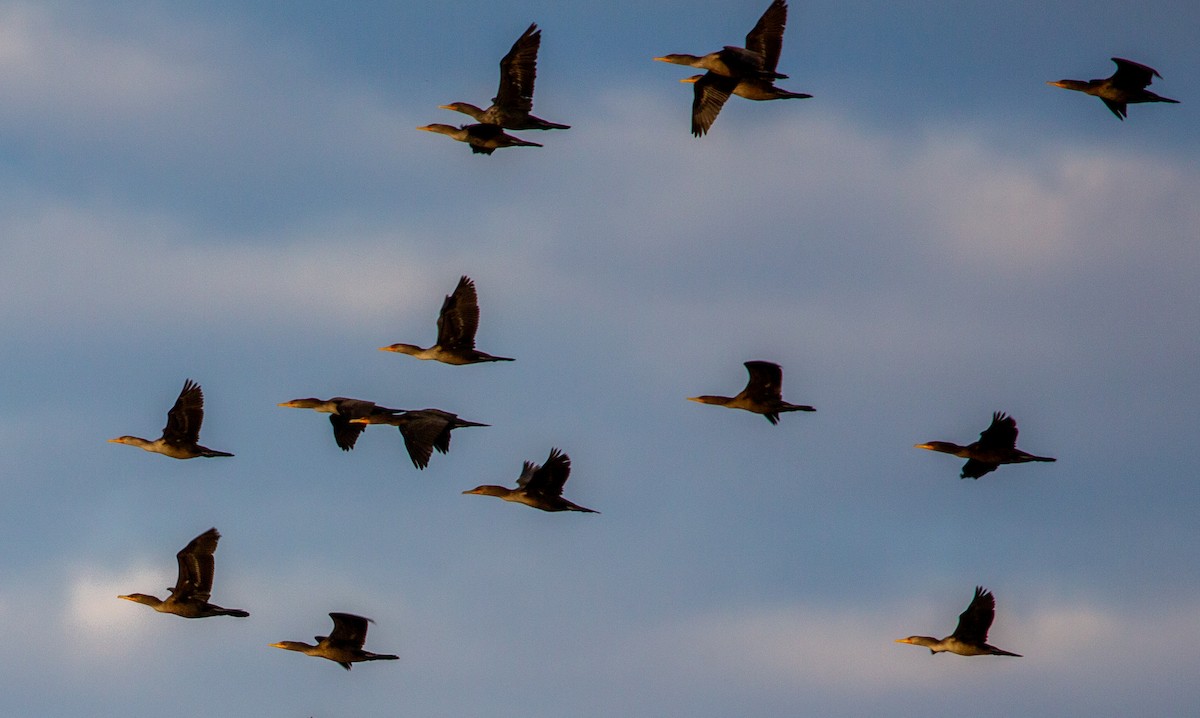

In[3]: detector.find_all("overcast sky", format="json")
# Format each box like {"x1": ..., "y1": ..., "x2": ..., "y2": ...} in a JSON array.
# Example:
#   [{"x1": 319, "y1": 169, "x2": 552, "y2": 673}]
[{"x1": 1, "y1": 1, "x2": 1198, "y2": 716}]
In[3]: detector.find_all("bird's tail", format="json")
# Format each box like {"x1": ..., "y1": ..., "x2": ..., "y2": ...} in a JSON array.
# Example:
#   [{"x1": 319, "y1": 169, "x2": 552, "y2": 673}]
[
  {"x1": 219, "y1": 607, "x2": 250, "y2": 617},
  {"x1": 201, "y1": 448, "x2": 235, "y2": 457}
]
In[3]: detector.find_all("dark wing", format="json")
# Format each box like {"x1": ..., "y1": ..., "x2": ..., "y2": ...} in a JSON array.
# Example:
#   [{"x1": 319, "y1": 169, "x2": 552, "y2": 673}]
[
  {"x1": 745, "y1": 0, "x2": 788, "y2": 73},
  {"x1": 742, "y1": 361, "x2": 784, "y2": 403},
  {"x1": 960, "y1": 458, "x2": 999, "y2": 479},
  {"x1": 691, "y1": 72, "x2": 737, "y2": 136},
  {"x1": 494, "y1": 23, "x2": 539, "y2": 113},
  {"x1": 174, "y1": 527, "x2": 220, "y2": 601},
  {"x1": 329, "y1": 414, "x2": 366, "y2": 451},
  {"x1": 162, "y1": 379, "x2": 204, "y2": 445},
  {"x1": 435, "y1": 276, "x2": 481, "y2": 351},
  {"x1": 515, "y1": 460, "x2": 540, "y2": 489},
  {"x1": 1110, "y1": 57, "x2": 1160, "y2": 90},
  {"x1": 1101, "y1": 98, "x2": 1128, "y2": 120},
  {"x1": 395, "y1": 412, "x2": 453, "y2": 469},
  {"x1": 328, "y1": 612, "x2": 371, "y2": 649},
  {"x1": 951, "y1": 586, "x2": 997, "y2": 645},
  {"x1": 977, "y1": 412, "x2": 1018, "y2": 451},
  {"x1": 523, "y1": 448, "x2": 570, "y2": 497}
]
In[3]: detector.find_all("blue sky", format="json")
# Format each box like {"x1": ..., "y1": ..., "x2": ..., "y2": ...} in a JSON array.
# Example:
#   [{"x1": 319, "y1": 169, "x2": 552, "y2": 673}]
[{"x1": 1, "y1": 1, "x2": 1198, "y2": 716}]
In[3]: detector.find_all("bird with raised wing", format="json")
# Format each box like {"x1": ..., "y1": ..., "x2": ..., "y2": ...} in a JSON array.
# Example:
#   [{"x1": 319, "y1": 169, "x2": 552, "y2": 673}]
[
  {"x1": 380, "y1": 276, "x2": 513, "y2": 365},
  {"x1": 108, "y1": 379, "x2": 233, "y2": 459},
  {"x1": 271, "y1": 613, "x2": 398, "y2": 670},
  {"x1": 915, "y1": 412, "x2": 1055, "y2": 479},
  {"x1": 464, "y1": 448, "x2": 597, "y2": 513},
  {"x1": 688, "y1": 360, "x2": 815, "y2": 424},
  {"x1": 896, "y1": 586, "x2": 1021, "y2": 657},
  {"x1": 1048, "y1": 58, "x2": 1179, "y2": 120},
  {"x1": 440, "y1": 23, "x2": 569, "y2": 131},
  {"x1": 118, "y1": 528, "x2": 248, "y2": 618}
]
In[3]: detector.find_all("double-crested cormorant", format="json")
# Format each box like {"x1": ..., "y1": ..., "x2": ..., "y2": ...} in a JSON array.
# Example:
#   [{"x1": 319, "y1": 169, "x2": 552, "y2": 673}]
[
  {"x1": 271, "y1": 613, "x2": 399, "y2": 670},
  {"x1": 1048, "y1": 58, "x2": 1179, "y2": 120},
  {"x1": 681, "y1": 73, "x2": 810, "y2": 136},
  {"x1": 380, "y1": 276, "x2": 514, "y2": 365},
  {"x1": 351, "y1": 408, "x2": 489, "y2": 470},
  {"x1": 440, "y1": 23, "x2": 569, "y2": 131},
  {"x1": 417, "y1": 123, "x2": 543, "y2": 155},
  {"x1": 109, "y1": 379, "x2": 234, "y2": 459},
  {"x1": 896, "y1": 586, "x2": 1022, "y2": 657},
  {"x1": 655, "y1": 0, "x2": 789, "y2": 80},
  {"x1": 277, "y1": 397, "x2": 400, "y2": 451},
  {"x1": 118, "y1": 528, "x2": 248, "y2": 618},
  {"x1": 673, "y1": 0, "x2": 809, "y2": 136},
  {"x1": 915, "y1": 412, "x2": 1055, "y2": 479},
  {"x1": 464, "y1": 448, "x2": 597, "y2": 513},
  {"x1": 688, "y1": 360, "x2": 815, "y2": 424}
]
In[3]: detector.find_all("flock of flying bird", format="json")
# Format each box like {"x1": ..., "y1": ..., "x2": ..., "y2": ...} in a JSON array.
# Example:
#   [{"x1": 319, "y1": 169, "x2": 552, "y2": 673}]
[
  {"x1": 417, "y1": 0, "x2": 1177, "y2": 155},
  {"x1": 101, "y1": 0, "x2": 1178, "y2": 676}
]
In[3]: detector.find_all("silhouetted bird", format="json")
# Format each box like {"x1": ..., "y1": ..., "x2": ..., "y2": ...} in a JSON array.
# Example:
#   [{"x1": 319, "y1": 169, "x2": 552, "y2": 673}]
[
  {"x1": 440, "y1": 23, "x2": 569, "y2": 131},
  {"x1": 380, "y1": 276, "x2": 513, "y2": 364},
  {"x1": 915, "y1": 412, "x2": 1055, "y2": 479},
  {"x1": 118, "y1": 528, "x2": 248, "y2": 618},
  {"x1": 271, "y1": 613, "x2": 398, "y2": 670},
  {"x1": 109, "y1": 379, "x2": 233, "y2": 459},
  {"x1": 1047, "y1": 58, "x2": 1179, "y2": 120},
  {"x1": 351, "y1": 408, "x2": 488, "y2": 470},
  {"x1": 688, "y1": 360, "x2": 815, "y2": 424},
  {"x1": 464, "y1": 448, "x2": 598, "y2": 513},
  {"x1": 417, "y1": 123, "x2": 542, "y2": 155},
  {"x1": 896, "y1": 586, "x2": 1021, "y2": 657}
]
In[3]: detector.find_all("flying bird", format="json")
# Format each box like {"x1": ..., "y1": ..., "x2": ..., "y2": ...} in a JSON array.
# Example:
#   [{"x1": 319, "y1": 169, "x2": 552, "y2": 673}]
[
  {"x1": 417, "y1": 122, "x2": 542, "y2": 155},
  {"x1": 108, "y1": 379, "x2": 234, "y2": 459},
  {"x1": 351, "y1": 408, "x2": 488, "y2": 470},
  {"x1": 1047, "y1": 58, "x2": 1179, "y2": 120},
  {"x1": 380, "y1": 275, "x2": 514, "y2": 365},
  {"x1": 464, "y1": 447, "x2": 598, "y2": 513},
  {"x1": 440, "y1": 23, "x2": 569, "y2": 131},
  {"x1": 671, "y1": 0, "x2": 809, "y2": 135},
  {"x1": 271, "y1": 613, "x2": 399, "y2": 670},
  {"x1": 896, "y1": 586, "x2": 1022, "y2": 657},
  {"x1": 688, "y1": 360, "x2": 815, "y2": 424},
  {"x1": 915, "y1": 411, "x2": 1055, "y2": 479},
  {"x1": 654, "y1": 0, "x2": 788, "y2": 80},
  {"x1": 117, "y1": 528, "x2": 249, "y2": 618},
  {"x1": 680, "y1": 73, "x2": 811, "y2": 136},
  {"x1": 277, "y1": 397, "x2": 400, "y2": 451}
]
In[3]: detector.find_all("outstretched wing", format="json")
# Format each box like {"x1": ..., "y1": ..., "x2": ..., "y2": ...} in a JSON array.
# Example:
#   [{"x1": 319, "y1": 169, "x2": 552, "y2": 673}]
[
  {"x1": 745, "y1": 0, "x2": 788, "y2": 73},
  {"x1": 163, "y1": 379, "x2": 204, "y2": 445},
  {"x1": 1110, "y1": 57, "x2": 1160, "y2": 90},
  {"x1": 977, "y1": 412, "x2": 1018, "y2": 451},
  {"x1": 691, "y1": 72, "x2": 737, "y2": 136},
  {"x1": 742, "y1": 360, "x2": 784, "y2": 404},
  {"x1": 435, "y1": 276, "x2": 481, "y2": 351},
  {"x1": 174, "y1": 527, "x2": 220, "y2": 601},
  {"x1": 523, "y1": 448, "x2": 571, "y2": 497},
  {"x1": 328, "y1": 612, "x2": 371, "y2": 649},
  {"x1": 951, "y1": 586, "x2": 997, "y2": 644},
  {"x1": 495, "y1": 23, "x2": 539, "y2": 112}
]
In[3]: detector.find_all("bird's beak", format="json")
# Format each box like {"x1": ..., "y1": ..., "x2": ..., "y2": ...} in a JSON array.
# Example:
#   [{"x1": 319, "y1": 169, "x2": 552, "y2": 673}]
[
  {"x1": 680, "y1": 76, "x2": 701, "y2": 84},
  {"x1": 686, "y1": 397, "x2": 702, "y2": 403},
  {"x1": 437, "y1": 105, "x2": 453, "y2": 110},
  {"x1": 895, "y1": 638, "x2": 913, "y2": 644},
  {"x1": 277, "y1": 402, "x2": 294, "y2": 407},
  {"x1": 416, "y1": 125, "x2": 434, "y2": 132},
  {"x1": 107, "y1": 438, "x2": 124, "y2": 444},
  {"x1": 913, "y1": 443, "x2": 933, "y2": 450}
]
